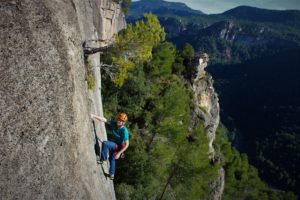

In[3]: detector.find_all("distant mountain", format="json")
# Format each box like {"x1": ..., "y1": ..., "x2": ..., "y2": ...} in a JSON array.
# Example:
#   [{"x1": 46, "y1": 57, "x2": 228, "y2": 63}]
[
  {"x1": 128, "y1": 0, "x2": 205, "y2": 19},
  {"x1": 223, "y1": 6, "x2": 300, "y2": 25},
  {"x1": 168, "y1": 18, "x2": 300, "y2": 63},
  {"x1": 128, "y1": 3, "x2": 300, "y2": 63}
]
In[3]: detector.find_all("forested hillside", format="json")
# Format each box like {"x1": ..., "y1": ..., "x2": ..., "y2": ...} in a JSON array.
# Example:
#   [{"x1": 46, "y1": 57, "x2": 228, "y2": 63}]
[
  {"x1": 127, "y1": 1, "x2": 300, "y2": 197},
  {"x1": 208, "y1": 49, "x2": 300, "y2": 195},
  {"x1": 100, "y1": 14, "x2": 296, "y2": 199}
]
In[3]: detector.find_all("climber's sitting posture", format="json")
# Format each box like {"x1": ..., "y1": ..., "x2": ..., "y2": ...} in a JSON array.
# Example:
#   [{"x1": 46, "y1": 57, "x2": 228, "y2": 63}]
[{"x1": 91, "y1": 113, "x2": 129, "y2": 180}]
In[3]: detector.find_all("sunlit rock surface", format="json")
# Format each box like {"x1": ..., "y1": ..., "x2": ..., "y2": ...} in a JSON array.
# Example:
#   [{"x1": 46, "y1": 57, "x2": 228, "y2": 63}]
[{"x1": 0, "y1": 0, "x2": 125, "y2": 199}]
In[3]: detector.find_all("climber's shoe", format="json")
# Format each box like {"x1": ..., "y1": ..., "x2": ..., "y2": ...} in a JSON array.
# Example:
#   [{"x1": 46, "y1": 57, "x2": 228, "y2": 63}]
[
  {"x1": 96, "y1": 156, "x2": 101, "y2": 164},
  {"x1": 109, "y1": 174, "x2": 114, "y2": 180},
  {"x1": 99, "y1": 160, "x2": 107, "y2": 165}
]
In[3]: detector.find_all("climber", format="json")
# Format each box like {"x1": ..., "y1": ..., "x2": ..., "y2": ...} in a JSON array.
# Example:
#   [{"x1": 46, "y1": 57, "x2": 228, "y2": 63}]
[{"x1": 91, "y1": 113, "x2": 130, "y2": 180}]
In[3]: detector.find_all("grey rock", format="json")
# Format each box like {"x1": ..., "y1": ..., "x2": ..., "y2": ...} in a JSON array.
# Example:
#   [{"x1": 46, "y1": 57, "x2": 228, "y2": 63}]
[
  {"x1": 0, "y1": 0, "x2": 125, "y2": 199},
  {"x1": 190, "y1": 53, "x2": 224, "y2": 200},
  {"x1": 192, "y1": 53, "x2": 219, "y2": 158}
]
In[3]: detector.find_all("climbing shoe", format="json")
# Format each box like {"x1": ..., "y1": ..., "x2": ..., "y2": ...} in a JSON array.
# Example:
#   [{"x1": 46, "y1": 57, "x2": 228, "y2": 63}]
[
  {"x1": 99, "y1": 160, "x2": 107, "y2": 165},
  {"x1": 96, "y1": 156, "x2": 100, "y2": 164},
  {"x1": 109, "y1": 174, "x2": 114, "y2": 180}
]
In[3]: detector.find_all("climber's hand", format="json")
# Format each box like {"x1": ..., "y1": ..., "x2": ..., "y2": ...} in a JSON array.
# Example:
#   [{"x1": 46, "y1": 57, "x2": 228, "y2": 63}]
[{"x1": 114, "y1": 152, "x2": 121, "y2": 159}]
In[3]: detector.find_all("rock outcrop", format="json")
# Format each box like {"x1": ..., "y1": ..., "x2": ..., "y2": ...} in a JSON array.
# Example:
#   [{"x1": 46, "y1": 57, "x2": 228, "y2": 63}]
[
  {"x1": 190, "y1": 53, "x2": 224, "y2": 200},
  {"x1": 0, "y1": 0, "x2": 125, "y2": 199},
  {"x1": 192, "y1": 53, "x2": 219, "y2": 158}
]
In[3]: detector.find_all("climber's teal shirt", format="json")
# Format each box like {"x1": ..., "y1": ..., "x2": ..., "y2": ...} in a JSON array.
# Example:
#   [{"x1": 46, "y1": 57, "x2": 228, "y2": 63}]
[{"x1": 110, "y1": 119, "x2": 129, "y2": 145}]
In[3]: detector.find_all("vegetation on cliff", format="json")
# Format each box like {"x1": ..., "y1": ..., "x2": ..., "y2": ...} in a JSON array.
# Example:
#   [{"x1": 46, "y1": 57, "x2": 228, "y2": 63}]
[
  {"x1": 102, "y1": 13, "x2": 165, "y2": 86},
  {"x1": 101, "y1": 14, "x2": 296, "y2": 199},
  {"x1": 208, "y1": 49, "x2": 300, "y2": 196},
  {"x1": 113, "y1": 0, "x2": 132, "y2": 14},
  {"x1": 127, "y1": 2, "x2": 300, "y2": 196},
  {"x1": 216, "y1": 124, "x2": 297, "y2": 200},
  {"x1": 102, "y1": 40, "x2": 219, "y2": 199}
]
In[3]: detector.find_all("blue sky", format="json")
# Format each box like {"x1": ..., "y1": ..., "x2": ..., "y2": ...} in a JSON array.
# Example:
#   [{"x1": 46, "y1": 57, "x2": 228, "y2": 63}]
[{"x1": 133, "y1": 0, "x2": 300, "y2": 14}]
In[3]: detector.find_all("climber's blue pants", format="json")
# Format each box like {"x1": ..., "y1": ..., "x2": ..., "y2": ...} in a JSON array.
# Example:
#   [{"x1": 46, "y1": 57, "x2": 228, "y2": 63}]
[{"x1": 101, "y1": 141, "x2": 117, "y2": 175}]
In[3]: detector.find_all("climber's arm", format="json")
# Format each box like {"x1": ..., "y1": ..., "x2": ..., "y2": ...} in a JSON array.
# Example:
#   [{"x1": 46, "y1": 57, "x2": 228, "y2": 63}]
[
  {"x1": 91, "y1": 114, "x2": 107, "y2": 123},
  {"x1": 115, "y1": 140, "x2": 129, "y2": 159}
]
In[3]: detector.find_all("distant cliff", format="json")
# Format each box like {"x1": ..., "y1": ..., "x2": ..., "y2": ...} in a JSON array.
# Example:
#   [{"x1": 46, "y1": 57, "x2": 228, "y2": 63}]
[
  {"x1": 127, "y1": 1, "x2": 300, "y2": 64},
  {"x1": 0, "y1": 0, "x2": 125, "y2": 199}
]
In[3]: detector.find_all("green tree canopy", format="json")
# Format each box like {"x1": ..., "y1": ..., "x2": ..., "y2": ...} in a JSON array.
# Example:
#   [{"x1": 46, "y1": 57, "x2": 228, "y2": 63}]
[
  {"x1": 182, "y1": 43, "x2": 195, "y2": 59},
  {"x1": 104, "y1": 13, "x2": 166, "y2": 86}
]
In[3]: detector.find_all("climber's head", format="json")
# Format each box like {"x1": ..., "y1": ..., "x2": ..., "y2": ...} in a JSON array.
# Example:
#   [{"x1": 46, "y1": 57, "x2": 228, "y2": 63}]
[{"x1": 117, "y1": 112, "x2": 128, "y2": 127}]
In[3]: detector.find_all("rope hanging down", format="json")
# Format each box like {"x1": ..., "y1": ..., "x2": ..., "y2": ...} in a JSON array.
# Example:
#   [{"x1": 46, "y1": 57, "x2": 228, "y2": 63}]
[{"x1": 92, "y1": 120, "x2": 103, "y2": 143}]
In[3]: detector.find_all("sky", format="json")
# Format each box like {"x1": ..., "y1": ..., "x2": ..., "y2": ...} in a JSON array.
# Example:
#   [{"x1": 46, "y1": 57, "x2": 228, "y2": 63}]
[{"x1": 133, "y1": 0, "x2": 300, "y2": 14}]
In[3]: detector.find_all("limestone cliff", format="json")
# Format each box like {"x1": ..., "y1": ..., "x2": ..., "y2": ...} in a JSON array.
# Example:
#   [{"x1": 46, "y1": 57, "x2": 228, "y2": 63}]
[
  {"x1": 0, "y1": 0, "x2": 125, "y2": 199},
  {"x1": 190, "y1": 54, "x2": 225, "y2": 200}
]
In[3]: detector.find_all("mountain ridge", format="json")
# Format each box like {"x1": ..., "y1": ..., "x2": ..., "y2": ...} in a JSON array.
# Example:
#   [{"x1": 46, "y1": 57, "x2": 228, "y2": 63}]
[
  {"x1": 222, "y1": 5, "x2": 300, "y2": 25},
  {"x1": 128, "y1": 0, "x2": 205, "y2": 18},
  {"x1": 128, "y1": 1, "x2": 300, "y2": 63}
]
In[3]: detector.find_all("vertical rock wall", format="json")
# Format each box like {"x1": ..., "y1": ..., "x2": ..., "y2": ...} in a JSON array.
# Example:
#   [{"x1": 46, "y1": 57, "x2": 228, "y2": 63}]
[{"x1": 0, "y1": 0, "x2": 125, "y2": 199}]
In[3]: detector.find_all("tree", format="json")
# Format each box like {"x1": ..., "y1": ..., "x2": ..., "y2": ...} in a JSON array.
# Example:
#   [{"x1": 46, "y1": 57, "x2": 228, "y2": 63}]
[
  {"x1": 145, "y1": 42, "x2": 176, "y2": 76},
  {"x1": 182, "y1": 43, "x2": 195, "y2": 59},
  {"x1": 102, "y1": 13, "x2": 166, "y2": 86}
]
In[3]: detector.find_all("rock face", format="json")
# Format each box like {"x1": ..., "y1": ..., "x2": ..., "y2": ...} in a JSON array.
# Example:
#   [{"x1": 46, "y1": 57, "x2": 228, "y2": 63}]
[
  {"x1": 192, "y1": 53, "x2": 219, "y2": 158},
  {"x1": 205, "y1": 21, "x2": 242, "y2": 41},
  {"x1": 0, "y1": 0, "x2": 125, "y2": 199},
  {"x1": 190, "y1": 53, "x2": 224, "y2": 200}
]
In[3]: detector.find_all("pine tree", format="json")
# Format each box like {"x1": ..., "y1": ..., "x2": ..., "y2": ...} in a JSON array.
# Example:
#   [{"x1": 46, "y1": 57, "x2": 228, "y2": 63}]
[{"x1": 103, "y1": 13, "x2": 166, "y2": 86}]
